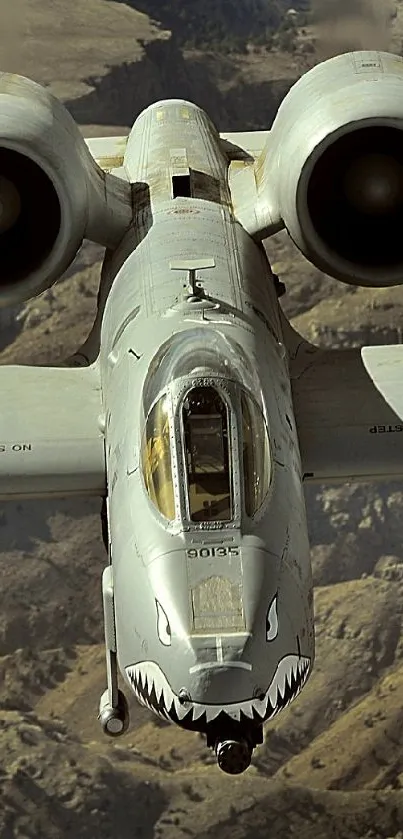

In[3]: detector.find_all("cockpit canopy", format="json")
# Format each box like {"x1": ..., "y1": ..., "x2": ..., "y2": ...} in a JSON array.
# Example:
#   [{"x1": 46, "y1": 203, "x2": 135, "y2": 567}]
[
  {"x1": 142, "y1": 328, "x2": 261, "y2": 418},
  {"x1": 141, "y1": 381, "x2": 271, "y2": 526},
  {"x1": 141, "y1": 328, "x2": 271, "y2": 525}
]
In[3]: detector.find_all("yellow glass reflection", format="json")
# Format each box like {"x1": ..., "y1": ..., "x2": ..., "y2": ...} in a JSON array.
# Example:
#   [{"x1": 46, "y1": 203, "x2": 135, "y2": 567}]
[
  {"x1": 141, "y1": 396, "x2": 175, "y2": 520},
  {"x1": 241, "y1": 393, "x2": 271, "y2": 517}
]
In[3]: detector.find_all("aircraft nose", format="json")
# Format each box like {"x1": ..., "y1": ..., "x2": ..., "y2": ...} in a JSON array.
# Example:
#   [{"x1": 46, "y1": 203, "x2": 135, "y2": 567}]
[{"x1": 187, "y1": 634, "x2": 254, "y2": 704}]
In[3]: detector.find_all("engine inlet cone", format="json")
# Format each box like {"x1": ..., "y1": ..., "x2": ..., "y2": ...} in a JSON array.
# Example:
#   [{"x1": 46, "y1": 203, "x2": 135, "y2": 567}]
[
  {"x1": 343, "y1": 153, "x2": 403, "y2": 216},
  {"x1": 215, "y1": 738, "x2": 252, "y2": 774}
]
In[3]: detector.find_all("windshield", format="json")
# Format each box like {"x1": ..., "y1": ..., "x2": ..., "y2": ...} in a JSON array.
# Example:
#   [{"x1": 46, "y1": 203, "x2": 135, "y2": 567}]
[
  {"x1": 140, "y1": 351, "x2": 271, "y2": 525},
  {"x1": 183, "y1": 386, "x2": 233, "y2": 522},
  {"x1": 142, "y1": 328, "x2": 261, "y2": 419}
]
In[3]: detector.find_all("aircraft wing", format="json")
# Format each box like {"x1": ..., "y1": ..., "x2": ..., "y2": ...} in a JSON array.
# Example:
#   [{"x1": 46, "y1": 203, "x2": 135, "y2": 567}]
[
  {"x1": 219, "y1": 131, "x2": 270, "y2": 160},
  {"x1": 85, "y1": 136, "x2": 128, "y2": 175},
  {"x1": 0, "y1": 365, "x2": 105, "y2": 499},
  {"x1": 85, "y1": 131, "x2": 270, "y2": 173},
  {"x1": 285, "y1": 322, "x2": 403, "y2": 483}
]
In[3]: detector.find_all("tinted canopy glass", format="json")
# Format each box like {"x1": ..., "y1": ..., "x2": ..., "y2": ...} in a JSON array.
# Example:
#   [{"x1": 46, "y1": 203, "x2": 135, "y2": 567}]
[
  {"x1": 241, "y1": 392, "x2": 271, "y2": 517},
  {"x1": 141, "y1": 394, "x2": 175, "y2": 520}
]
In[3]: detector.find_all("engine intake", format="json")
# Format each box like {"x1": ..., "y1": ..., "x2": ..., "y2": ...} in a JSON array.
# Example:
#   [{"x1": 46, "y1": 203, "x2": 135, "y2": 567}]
[
  {"x1": 260, "y1": 51, "x2": 403, "y2": 287},
  {"x1": 0, "y1": 73, "x2": 132, "y2": 307},
  {"x1": 0, "y1": 148, "x2": 61, "y2": 285},
  {"x1": 300, "y1": 122, "x2": 403, "y2": 280}
]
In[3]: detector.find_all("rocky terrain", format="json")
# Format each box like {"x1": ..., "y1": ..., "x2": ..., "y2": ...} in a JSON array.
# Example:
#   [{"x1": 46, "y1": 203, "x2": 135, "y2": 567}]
[{"x1": 3, "y1": 1, "x2": 403, "y2": 837}]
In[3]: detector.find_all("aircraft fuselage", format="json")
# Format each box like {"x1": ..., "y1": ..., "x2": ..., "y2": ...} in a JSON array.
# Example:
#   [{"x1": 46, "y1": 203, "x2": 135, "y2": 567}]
[{"x1": 97, "y1": 101, "x2": 314, "y2": 765}]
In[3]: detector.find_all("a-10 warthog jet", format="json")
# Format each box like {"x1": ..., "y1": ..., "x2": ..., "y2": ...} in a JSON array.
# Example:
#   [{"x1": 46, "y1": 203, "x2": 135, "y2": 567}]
[{"x1": 1, "y1": 50, "x2": 403, "y2": 774}]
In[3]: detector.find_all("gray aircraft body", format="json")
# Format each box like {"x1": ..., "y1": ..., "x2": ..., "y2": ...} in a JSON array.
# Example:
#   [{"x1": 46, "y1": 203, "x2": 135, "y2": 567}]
[{"x1": 2, "y1": 50, "x2": 403, "y2": 773}]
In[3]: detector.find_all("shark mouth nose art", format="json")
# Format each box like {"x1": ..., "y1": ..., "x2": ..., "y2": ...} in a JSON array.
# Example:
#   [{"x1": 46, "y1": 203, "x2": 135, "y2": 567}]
[{"x1": 126, "y1": 654, "x2": 311, "y2": 728}]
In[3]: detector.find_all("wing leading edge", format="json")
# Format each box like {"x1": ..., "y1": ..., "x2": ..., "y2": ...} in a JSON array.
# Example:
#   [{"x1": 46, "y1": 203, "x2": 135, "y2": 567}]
[
  {"x1": 285, "y1": 319, "x2": 403, "y2": 483},
  {"x1": 85, "y1": 131, "x2": 270, "y2": 173},
  {"x1": 0, "y1": 365, "x2": 105, "y2": 499}
]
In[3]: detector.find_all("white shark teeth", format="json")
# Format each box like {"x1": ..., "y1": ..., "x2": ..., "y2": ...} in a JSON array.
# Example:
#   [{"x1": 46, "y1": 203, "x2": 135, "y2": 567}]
[
  {"x1": 251, "y1": 694, "x2": 268, "y2": 719},
  {"x1": 192, "y1": 703, "x2": 208, "y2": 722},
  {"x1": 278, "y1": 669, "x2": 287, "y2": 701},
  {"x1": 173, "y1": 695, "x2": 191, "y2": 721},
  {"x1": 162, "y1": 684, "x2": 172, "y2": 711},
  {"x1": 125, "y1": 654, "x2": 311, "y2": 726},
  {"x1": 240, "y1": 702, "x2": 255, "y2": 720},
  {"x1": 205, "y1": 704, "x2": 224, "y2": 723}
]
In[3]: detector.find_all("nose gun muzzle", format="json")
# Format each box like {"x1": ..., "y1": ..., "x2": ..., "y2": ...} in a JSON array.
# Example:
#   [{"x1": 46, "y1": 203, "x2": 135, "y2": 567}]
[{"x1": 215, "y1": 737, "x2": 252, "y2": 774}]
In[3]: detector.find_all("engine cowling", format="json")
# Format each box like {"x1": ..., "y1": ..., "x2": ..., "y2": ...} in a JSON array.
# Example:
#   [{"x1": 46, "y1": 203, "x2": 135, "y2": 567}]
[
  {"x1": 0, "y1": 74, "x2": 132, "y2": 307},
  {"x1": 260, "y1": 50, "x2": 403, "y2": 287}
]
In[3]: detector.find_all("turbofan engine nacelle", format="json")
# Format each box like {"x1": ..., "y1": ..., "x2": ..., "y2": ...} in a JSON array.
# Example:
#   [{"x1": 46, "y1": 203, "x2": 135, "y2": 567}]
[
  {"x1": 260, "y1": 51, "x2": 403, "y2": 287},
  {"x1": 0, "y1": 74, "x2": 132, "y2": 307}
]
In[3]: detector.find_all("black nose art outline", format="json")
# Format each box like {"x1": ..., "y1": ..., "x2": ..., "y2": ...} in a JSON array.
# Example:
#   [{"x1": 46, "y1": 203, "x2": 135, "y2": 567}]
[
  {"x1": 155, "y1": 599, "x2": 172, "y2": 646},
  {"x1": 126, "y1": 655, "x2": 311, "y2": 730},
  {"x1": 266, "y1": 593, "x2": 278, "y2": 642}
]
